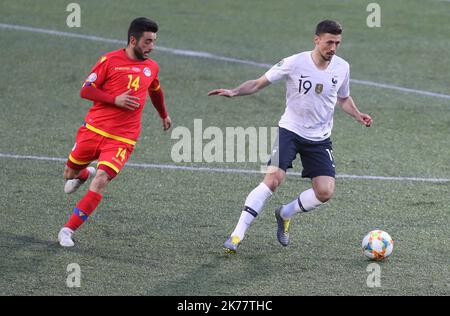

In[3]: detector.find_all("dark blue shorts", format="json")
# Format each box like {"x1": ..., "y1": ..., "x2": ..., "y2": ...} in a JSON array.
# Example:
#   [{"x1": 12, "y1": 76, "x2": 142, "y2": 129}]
[{"x1": 268, "y1": 127, "x2": 335, "y2": 178}]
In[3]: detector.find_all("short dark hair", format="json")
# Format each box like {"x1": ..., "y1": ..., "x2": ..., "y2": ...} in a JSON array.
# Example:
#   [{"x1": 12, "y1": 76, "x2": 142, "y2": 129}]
[
  {"x1": 315, "y1": 20, "x2": 342, "y2": 36},
  {"x1": 128, "y1": 17, "x2": 158, "y2": 44}
]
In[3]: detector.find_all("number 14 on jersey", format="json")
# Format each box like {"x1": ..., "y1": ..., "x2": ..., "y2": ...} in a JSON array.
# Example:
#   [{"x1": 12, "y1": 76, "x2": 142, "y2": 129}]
[{"x1": 127, "y1": 75, "x2": 140, "y2": 91}]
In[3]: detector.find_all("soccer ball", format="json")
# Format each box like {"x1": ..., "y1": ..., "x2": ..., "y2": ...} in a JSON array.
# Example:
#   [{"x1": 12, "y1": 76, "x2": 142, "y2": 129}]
[{"x1": 362, "y1": 230, "x2": 394, "y2": 261}]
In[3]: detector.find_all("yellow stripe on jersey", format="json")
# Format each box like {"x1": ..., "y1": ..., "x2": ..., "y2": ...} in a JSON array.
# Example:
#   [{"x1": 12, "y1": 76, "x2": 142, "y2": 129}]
[
  {"x1": 68, "y1": 154, "x2": 93, "y2": 166},
  {"x1": 149, "y1": 84, "x2": 160, "y2": 92},
  {"x1": 97, "y1": 161, "x2": 120, "y2": 174},
  {"x1": 85, "y1": 123, "x2": 136, "y2": 145}
]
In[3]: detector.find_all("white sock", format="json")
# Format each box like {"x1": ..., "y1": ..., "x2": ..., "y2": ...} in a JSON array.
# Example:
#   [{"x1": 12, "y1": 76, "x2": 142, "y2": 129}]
[
  {"x1": 231, "y1": 183, "x2": 273, "y2": 240},
  {"x1": 281, "y1": 188, "x2": 323, "y2": 219}
]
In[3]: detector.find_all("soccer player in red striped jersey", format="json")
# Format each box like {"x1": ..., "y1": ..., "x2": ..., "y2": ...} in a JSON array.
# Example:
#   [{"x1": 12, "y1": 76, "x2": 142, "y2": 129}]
[{"x1": 58, "y1": 17, "x2": 172, "y2": 247}]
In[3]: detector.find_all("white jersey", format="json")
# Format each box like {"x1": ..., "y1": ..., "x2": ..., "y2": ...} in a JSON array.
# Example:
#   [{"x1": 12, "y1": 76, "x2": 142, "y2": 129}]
[{"x1": 265, "y1": 51, "x2": 350, "y2": 141}]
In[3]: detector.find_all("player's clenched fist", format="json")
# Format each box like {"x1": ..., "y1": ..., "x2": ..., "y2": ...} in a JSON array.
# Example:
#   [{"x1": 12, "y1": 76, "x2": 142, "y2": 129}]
[{"x1": 162, "y1": 116, "x2": 172, "y2": 131}]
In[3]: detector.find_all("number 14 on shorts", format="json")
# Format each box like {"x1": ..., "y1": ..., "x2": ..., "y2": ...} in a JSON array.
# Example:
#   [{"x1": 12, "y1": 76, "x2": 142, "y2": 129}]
[{"x1": 116, "y1": 147, "x2": 127, "y2": 162}]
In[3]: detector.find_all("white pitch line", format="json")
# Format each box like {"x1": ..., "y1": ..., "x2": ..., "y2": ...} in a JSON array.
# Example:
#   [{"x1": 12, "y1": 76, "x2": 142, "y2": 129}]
[
  {"x1": 0, "y1": 152, "x2": 448, "y2": 183},
  {"x1": 1, "y1": 23, "x2": 450, "y2": 100}
]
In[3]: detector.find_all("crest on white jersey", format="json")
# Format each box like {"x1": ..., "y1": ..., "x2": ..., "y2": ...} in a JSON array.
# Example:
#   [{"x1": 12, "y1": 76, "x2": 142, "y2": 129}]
[
  {"x1": 315, "y1": 84, "x2": 323, "y2": 94},
  {"x1": 332, "y1": 77, "x2": 338, "y2": 85}
]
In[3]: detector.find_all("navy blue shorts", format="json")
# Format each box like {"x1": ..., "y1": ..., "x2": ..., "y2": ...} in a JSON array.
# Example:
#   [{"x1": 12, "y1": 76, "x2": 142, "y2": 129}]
[{"x1": 268, "y1": 127, "x2": 335, "y2": 178}]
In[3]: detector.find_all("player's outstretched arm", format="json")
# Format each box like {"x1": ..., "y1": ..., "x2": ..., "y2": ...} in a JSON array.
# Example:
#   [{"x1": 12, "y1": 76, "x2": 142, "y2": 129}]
[
  {"x1": 208, "y1": 75, "x2": 271, "y2": 98},
  {"x1": 338, "y1": 96, "x2": 373, "y2": 127}
]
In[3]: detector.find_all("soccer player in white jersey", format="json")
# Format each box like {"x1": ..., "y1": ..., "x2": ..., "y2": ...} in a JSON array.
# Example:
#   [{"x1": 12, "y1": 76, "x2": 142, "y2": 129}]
[{"x1": 208, "y1": 20, "x2": 373, "y2": 253}]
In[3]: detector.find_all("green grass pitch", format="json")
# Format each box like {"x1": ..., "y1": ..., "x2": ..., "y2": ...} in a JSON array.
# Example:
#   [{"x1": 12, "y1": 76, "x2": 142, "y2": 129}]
[{"x1": 0, "y1": 0, "x2": 449, "y2": 295}]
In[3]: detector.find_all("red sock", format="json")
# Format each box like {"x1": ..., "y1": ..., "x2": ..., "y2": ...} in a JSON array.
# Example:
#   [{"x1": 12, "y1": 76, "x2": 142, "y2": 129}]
[
  {"x1": 65, "y1": 190, "x2": 103, "y2": 231},
  {"x1": 77, "y1": 168, "x2": 90, "y2": 181}
]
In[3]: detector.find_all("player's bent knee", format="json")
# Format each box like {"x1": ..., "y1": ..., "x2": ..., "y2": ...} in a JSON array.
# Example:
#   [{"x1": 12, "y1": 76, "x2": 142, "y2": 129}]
[
  {"x1": 90, "y1": 170, "x2": 111, "y2": 193},
  {"x1": 312, "y1": 176, "x2": 335, "y2": 202},
  {"x1": 314, "y1": 187, "x2": 334, "y2": 203},
  {"x1": 264, "y1": 171, "x2": 285, "y2": 192}
]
